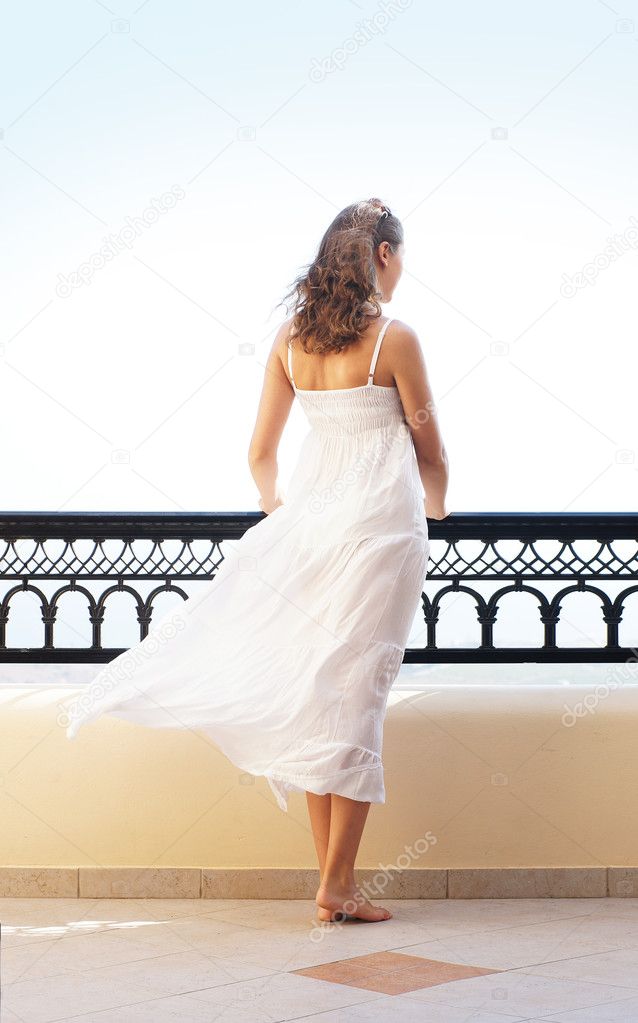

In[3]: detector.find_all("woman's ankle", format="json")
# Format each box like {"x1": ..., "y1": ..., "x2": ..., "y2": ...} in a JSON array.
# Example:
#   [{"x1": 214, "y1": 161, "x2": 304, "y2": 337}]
[{"x1": 319, "y1": 867, "x2": 356, "y2": 890}]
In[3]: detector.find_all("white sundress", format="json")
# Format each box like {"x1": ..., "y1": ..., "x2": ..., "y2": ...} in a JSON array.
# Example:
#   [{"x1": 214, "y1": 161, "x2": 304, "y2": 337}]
[{"x1": 64, "y1": 317, "x2": 430, "y2": 813}]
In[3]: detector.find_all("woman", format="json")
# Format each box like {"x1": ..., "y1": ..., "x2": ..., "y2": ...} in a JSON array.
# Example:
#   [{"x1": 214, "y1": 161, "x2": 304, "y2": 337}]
[
  {"x1": 64, "y1": 197, "x2": 449, "y2": 926},
  {"x1": 248, "y1": 197, "x2": 449, "y2": 922}
]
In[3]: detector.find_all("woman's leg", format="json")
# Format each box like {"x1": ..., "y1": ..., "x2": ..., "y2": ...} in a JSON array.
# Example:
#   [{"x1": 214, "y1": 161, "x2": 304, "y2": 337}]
[
  {"x1": 305, "y1": 791, "x2": 331, "y2": 880},
  {"x1": 306, "y1": 791, "x2": 335, "y2": 921},
  {"x1": 315, "y1": 794, "x2": 392, "y2": 922}
]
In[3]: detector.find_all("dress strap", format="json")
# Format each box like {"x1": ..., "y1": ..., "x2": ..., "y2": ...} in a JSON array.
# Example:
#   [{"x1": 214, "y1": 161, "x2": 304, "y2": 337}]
[
  {"x1": 367, "y1": 318, "x2": 393, "y2": 384},
  {"x1": 287, "y1": 338, "x2": 296, "y2": 390}
]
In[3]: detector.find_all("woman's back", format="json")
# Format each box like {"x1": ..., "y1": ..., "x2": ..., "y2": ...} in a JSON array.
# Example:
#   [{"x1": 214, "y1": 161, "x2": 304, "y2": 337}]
[{"x1": 286, "y1": 316, "x2": 397, "y2": 392}]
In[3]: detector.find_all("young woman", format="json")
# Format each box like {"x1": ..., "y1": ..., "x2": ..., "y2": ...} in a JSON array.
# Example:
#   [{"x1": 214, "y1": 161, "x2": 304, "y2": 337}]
[
  {"x1": 248, "y1": 198, "x2": 449, "y2": 922},
  {"x1": 64, "y1": 197, "x2": 449, "y2": 926}
]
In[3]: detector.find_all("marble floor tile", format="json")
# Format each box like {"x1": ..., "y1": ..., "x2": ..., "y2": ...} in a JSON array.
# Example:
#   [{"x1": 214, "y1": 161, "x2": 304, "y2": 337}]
[
  {"x1": 185, "y1": 969, "x2": 385, "y2": 1017},
  {"x1": 406, "y1": 968, "x2": 638, "y2": 1017},
  {"x1": 198, "y1": 897, "x2": 328, "y2": 933},
  {"x1": 519, "y1": 946, "x2": 638, "y2": 989},
  {"x1": 301, "y1": 997, "x2": 530, "y2": 1022},
  {"x1": 394, "y1": 897, "x2": 619, "y2": 936},
  {"x1": 529, "y1": 994, "x2": 638, "y2": 1022},
  {"x1": 0, "y1": 896, "x2": 233, "y2": 948},
  {"x1": 2, "y1": 971, "x2": 170, "y2": 1023},
  {"x1": 389, "y1": 912, "x2": 638, "y2": 971},
  {"x1": 64, "y1": 995, "x2": 284, "y2": 1022},
  {"x1": 74, "y1": 948, "x2": 276, "y2": 998}
]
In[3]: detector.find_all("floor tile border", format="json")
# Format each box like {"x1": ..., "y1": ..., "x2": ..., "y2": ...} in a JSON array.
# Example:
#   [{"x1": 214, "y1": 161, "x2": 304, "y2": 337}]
[{"x1": 0, "y1": 866, "x2": 637, "y2": 898}]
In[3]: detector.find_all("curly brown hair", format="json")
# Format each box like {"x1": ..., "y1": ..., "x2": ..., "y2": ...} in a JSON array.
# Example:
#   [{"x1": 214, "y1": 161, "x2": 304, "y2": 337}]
[{"x1": 280, "y1": 197, "x2": 403, "y2": 355}]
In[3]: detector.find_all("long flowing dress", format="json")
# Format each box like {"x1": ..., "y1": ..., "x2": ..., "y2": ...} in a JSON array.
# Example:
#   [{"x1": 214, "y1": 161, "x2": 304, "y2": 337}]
[{"x1": 64, "y1": 317, "x2": 430, "y2": 812}]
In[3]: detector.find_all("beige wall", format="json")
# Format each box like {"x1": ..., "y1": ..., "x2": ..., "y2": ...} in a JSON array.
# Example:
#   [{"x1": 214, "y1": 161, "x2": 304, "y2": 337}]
[{"x1": 1, "y1": 682, "x2": 636, "y2": 869}]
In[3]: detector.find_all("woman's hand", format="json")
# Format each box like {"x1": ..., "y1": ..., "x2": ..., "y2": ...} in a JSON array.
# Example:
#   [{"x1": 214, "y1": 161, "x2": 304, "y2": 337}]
[
  {"x1": 424, "y1": 498, "x2": 450, "y2": 521},
  {"x1": 258, "y1": 491, "x2": 286, "y2": 515}
]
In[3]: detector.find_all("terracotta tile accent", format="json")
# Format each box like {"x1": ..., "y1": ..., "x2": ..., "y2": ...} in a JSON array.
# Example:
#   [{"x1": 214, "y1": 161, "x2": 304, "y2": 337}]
[{"x1": 293, "y1": 951, "x2": 501, "y2": 995}]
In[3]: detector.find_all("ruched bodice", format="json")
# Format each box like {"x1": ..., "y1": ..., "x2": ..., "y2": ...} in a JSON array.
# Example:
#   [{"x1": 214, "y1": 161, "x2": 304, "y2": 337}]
[{"x1": 294, "y1": 383, "x2": 406, "y2": 436}]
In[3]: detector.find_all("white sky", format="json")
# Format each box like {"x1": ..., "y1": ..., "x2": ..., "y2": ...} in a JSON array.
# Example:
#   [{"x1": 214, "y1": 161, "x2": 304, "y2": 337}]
[{"x1": 2, "y1": 0, "x2": 637, "y2": 515}]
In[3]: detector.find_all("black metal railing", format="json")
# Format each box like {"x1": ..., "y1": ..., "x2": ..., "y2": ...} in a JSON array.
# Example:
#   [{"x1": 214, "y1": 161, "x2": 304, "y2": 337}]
[{"x1": 0, "y1": 512, "x2": 636, "y2": 664}]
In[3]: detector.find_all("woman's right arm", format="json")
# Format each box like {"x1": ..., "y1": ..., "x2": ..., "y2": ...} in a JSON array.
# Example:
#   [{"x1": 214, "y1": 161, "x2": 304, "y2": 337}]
[{"x1": 391, "y1": 321, "x2": 450, "y2": 520}]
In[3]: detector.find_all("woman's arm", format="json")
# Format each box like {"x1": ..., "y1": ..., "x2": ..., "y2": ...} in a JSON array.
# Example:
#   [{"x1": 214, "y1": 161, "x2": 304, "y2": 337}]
[
  {"x1": 247, "y1": 320, "x2": 295, "y2": 513},
  {"x1": 391, "y1": 321, "x2": 450, "y2": 520}
]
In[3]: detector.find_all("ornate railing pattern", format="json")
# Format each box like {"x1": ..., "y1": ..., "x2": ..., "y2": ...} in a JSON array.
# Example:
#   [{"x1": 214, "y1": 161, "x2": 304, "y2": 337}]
[{"x1": 0, "y1": 512, "x2": 636, "y2": 663}]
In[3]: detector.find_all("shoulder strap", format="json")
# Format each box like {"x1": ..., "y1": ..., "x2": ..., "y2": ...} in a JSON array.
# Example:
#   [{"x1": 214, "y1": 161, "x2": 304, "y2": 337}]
[
  {"x1": 368, "y1": 318, "x2": 393, "y2": 384},
  {"x1": 287, "y1": 338, "x2": 296, "y2": 389}
]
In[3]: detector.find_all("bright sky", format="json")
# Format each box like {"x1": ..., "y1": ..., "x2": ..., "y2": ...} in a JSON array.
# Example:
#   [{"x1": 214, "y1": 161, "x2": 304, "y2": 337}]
[{"x1": 2, "y1": 0, "x2": 637, "y2": 514}]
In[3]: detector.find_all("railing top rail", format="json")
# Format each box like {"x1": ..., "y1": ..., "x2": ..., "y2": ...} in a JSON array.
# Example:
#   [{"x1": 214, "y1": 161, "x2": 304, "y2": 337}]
[{"x1": 0, "y1": 511, "x2": 637, "y2": 541}]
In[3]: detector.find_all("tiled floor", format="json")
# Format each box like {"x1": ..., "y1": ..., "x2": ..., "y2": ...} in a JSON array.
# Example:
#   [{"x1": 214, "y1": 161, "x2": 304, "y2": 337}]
[{"x1": 2, "y1": 897, "x2": 638, "y2": 1021}]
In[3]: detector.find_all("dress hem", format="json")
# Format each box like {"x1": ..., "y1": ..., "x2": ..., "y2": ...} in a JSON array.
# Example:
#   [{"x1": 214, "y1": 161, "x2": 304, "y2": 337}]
[{"x1": 264, "y1": 764, "x2": 385, "y2": 813}]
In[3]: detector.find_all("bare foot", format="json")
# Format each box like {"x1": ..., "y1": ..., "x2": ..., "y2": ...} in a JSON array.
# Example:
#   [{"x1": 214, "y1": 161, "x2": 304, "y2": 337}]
[{"x1": 315, "y1": 882, "x2": 392, "y2": 922}]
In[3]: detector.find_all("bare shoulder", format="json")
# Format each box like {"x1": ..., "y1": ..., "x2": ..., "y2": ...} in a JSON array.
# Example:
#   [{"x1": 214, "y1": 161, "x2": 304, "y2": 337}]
[
  {"x1": 276, "y1": 314, "x2": 295, "y2": 341},
  {"x1": 386, "y1": 319, "x2": 426, "y2": 371},
  {"x1": 270, "y1": 315, "x2": 295, "y2": 367},
  {"x1": 387, "y1": 318, "x2": 421, "y2": 345}
]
